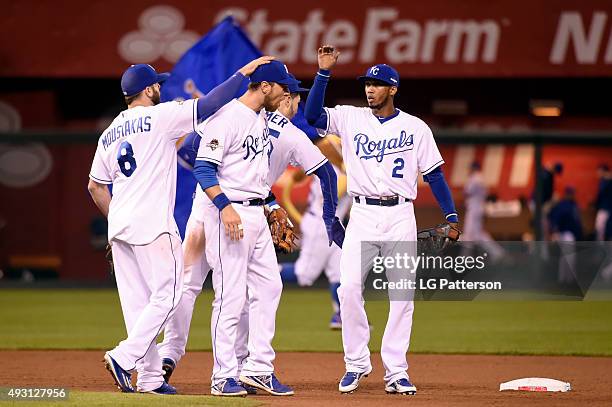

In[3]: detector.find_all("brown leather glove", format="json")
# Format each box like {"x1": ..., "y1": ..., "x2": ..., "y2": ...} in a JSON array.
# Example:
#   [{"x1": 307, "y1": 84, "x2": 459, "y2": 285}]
[
  {"x1": 417, "y1": 222, "x2": 462, "y2": 253},
  {"x1": 266, "y1": 207, "x2": 299, "y2": 253}
]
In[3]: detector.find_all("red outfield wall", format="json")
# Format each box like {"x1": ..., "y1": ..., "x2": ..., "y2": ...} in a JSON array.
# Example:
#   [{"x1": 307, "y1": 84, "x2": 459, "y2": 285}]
[{"x1": 0, "y1": 142, "x2": 610, "y2": 280}]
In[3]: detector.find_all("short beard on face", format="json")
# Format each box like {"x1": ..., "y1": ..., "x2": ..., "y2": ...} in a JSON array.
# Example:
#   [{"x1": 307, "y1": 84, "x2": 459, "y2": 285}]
[
  {"x1": 263, "y1": 94, "x2": 280, "y2": 111},
  {"x1": 150, "y1": 88, "x2": 161, "y2": 105},
  {"x1": 368, "y1": 94, "x2": 389, "y2": 111}
]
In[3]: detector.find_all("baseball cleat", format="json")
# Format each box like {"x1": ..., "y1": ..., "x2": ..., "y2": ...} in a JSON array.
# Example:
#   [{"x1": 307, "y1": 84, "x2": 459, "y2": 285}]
[
  {"x1": 329, "y1": 312, "x2": 342, "y2": 330},
  {"x1": 240, "y1": 373, "x2": 294, "y2": 396},
  {"x1": 339, "y1": 368, "x2": 372, "y2": 393},
  {"x1": 239, "y1": 381, "x2": 258, "y2": 395},
  {"x1": 140, "y1": 382, "x2": 177, "y2": 395},
  {"x1": 161, "y1": 358, "x2": 176, "y2": 383},
  {"x1": 103, "y1": 352, "x2": 134, "y2": 393},
  {"x1": 211, "y1": 378, "x2": 247, "y2": 397},
  {"x1": 385, "y1": 378, "x2": 417, "y2": 395}
]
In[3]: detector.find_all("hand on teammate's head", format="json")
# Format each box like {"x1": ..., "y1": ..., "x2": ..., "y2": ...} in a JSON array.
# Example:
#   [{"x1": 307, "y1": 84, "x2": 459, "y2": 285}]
[
  {"x1": 238, "y1": 56, "x2": 276, "y2": 77},
  {"x1": 317, "y1": 45, "x2": 340, "y2": 70}
]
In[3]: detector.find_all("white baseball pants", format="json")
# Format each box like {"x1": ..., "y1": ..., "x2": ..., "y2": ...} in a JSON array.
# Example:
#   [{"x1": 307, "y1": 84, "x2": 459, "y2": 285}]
[
  {"x1": 158, "y1": 215, "x2": 210, "y2": 364},
  {"x1": 338, "y1": 201, "x2": 416, "y2": 384},
  {"x1": 159, "y1": 215, "x2": 255, "y2": 376},
  {"x1": 108, "y1": 232, "x2": 184, "y2": 392},
  {"x1": 204, "y1": 203, "x2": 282, "y2": 382}
]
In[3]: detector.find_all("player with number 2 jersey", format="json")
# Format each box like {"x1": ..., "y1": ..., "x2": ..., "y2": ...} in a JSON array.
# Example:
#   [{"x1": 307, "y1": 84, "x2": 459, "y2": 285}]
[{"x1": 305, "y1": 46, "x2": 459, "y2": 396}]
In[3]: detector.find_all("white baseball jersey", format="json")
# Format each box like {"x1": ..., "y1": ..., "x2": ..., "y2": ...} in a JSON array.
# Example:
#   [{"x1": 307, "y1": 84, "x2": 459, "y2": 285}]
[
  {"x1": 266, "y1": 110, "x2": 327, "y2": 186},
  {"x1": 323, "y1": 106, "x2": 443, "y2": 199},
  {"x1": 195, "y1": 99, "x2": 271, "y2": 201},
  {"x1": 89, "y1": 99, "x2": 198, "y2": 245}
]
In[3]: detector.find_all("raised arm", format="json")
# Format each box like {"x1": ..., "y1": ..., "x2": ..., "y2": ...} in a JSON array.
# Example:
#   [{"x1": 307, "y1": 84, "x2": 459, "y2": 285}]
[{"x1": 304, "y1": 45, "x2": 340, "y2": 129}]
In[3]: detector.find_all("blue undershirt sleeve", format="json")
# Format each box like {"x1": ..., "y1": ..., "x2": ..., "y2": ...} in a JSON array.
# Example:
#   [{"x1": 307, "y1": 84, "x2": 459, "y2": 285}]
[
  {"x1": 195, "y1": 72, "x2": 245, "y2": 121},
  {"x1": 193, "y1": 160, "x2": 219, "y2": 191},
  {"x1": 313, "y1": 161, "x2": 338, "y2": 221},
  {"x1": 423, "y1": 166, "x2": 459, "y2": 223},
  {"x1": 304, "y1": 69, "x2": 330, "y2": 129}
]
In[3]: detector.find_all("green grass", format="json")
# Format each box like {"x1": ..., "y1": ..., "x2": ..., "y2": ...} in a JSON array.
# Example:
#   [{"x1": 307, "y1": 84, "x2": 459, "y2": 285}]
[
  {"x1": 0, "y1": 289, "x2": 611, "y2": 356},
  {"x1": 1, "y1": 391, "x2": 258, "y2": 406}
]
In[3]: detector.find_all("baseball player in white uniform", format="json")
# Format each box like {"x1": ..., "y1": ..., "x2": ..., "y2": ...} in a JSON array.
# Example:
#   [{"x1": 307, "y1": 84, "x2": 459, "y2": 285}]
[
  {"x1": 304, "y1": 46, "x2": 459, "y2": 395},
  {"x1": 87, "y1": 58, "x2": 274, "y2": 395},
  {"x1": 157, "y1": 74, "x2": 340, "y2": 395},
  {"x1": 462, "y1": 162, "x2": 504, "y2": 260},
  {"x1": 189, "y1": 60, "x2": 299, "y2": 397}
]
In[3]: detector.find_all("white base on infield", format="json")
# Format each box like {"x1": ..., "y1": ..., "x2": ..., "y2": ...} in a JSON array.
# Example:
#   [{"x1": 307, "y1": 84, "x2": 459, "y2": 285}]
[{"x1": 499, "y1": 377, "x2": 571, "y2": 392}]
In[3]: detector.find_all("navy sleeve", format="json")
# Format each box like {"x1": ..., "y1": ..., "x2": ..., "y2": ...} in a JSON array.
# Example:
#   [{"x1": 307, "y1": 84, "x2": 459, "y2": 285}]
[
  {"x1": 196, "y1": 72, "x2": 245, "y2": 121},
  {"x1": 304, "y1": 69, "x2": 330, "y2": 129},
  {"x1": 423, "y1": 166, "x2": 458, "y2": 223},
  {"x1": 193, "y1": 160, "x2": 219, "y2": 191},
  {"x1": 313, "y1": 161, "x2": 338, "y2": 221},
  {"x1": 177, "y1": 132, "x2": 201, "y2": 169},
  {"x1": 292, "y1": 103, "x2": 321, "y2": 141}
]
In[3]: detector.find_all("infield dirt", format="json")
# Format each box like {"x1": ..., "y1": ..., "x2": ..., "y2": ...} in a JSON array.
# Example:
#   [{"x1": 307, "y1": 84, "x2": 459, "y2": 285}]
[{"x1": 2, "y1": 351, "x2": 611, "y2": 406}]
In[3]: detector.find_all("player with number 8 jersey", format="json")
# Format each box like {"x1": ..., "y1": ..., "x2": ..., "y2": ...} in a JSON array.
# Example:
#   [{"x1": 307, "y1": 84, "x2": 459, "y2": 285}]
[{"x1": 87, "y1": 58, "x2": 276, "y2": 394}]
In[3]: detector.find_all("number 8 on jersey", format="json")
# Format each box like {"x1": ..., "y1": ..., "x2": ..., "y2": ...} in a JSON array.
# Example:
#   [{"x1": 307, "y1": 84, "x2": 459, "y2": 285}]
[{"x1": 117, "y1": 141, "x2": 137, "y2": 177}]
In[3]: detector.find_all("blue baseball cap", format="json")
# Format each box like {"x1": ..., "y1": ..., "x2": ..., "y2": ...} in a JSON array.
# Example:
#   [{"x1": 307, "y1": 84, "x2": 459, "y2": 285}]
[
  {"x1": 358, "y1": 64, "x2": 400, "y2": 87},
  {"x1": 287, "y1": 74, "x2": 309, "y2": 94},
  {"x1": 249, "y1": 60, "x2": 294, "y2": 85},
  {"x1": 121, "y1": 64, "x2": 170, "y2": 97}
]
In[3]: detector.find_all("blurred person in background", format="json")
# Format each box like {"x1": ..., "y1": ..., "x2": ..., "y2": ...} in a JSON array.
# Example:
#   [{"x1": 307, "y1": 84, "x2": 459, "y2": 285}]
[
  {"x1": 594, "y1": 164, "x2": 612, "y2": 282},
  {"x1": 548, "y1": 186, "x2": 583, "y2": 242},
  {"x1": 541, "y1": 162, "x2": 564, "y2": 207},
  {"x1": 462, "y1": 161, "x2": 504, "y2": 261},
  {"x1": 595, "y1": 164, "x2": 612, "y2": 241},
  {"x1": 548, "y1": 186, "x2": 582, "y2": 285},
  {"x1": 530, "y1": 162, "x2": 563, "y2": 245}
]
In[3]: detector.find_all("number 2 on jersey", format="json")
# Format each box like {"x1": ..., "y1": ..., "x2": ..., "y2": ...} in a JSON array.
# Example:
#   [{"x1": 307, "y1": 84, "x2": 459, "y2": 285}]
[
  {"x1": 392, "y1": 157, "x2": 404, "y2": 178},
  {"x1": 117, "y1": 141, "x2": 137, "y2": 177}
]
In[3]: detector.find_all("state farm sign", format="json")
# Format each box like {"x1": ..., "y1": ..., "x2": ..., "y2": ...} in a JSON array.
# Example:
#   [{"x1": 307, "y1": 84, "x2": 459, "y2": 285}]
[{"x1": 218, "y1": 7, "x2": 501, "y2": 65}]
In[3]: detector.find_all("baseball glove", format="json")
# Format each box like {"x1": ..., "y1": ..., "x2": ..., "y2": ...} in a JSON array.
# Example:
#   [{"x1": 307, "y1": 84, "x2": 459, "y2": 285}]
[
  {"x1": 266, "y1": 207, "x2": 299, "y2": 253},
  {"x1": 105, "y1": 243, "x2": 115, "y2": 277},
  {"x1": 417, "y1": 223, "x2": 462, "y2": 253}
]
